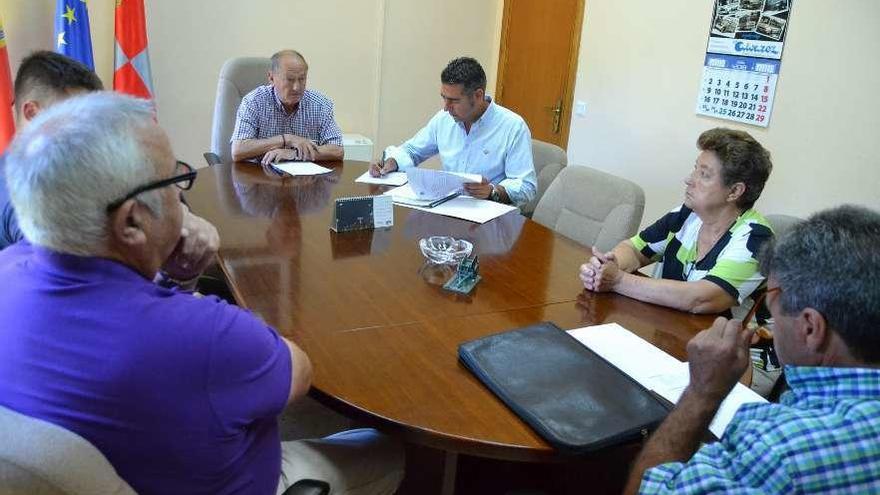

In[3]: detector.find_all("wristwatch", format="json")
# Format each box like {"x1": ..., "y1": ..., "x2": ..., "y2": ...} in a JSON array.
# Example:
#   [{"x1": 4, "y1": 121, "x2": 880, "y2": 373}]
[{"x1": 489, "y1": 184, "x2": 501, "y2": 203}]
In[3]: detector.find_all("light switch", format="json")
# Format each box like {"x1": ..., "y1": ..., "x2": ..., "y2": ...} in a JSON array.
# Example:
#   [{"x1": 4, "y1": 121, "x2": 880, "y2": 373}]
[{"x1": 575, "y1": 101, "x2": 587, "y2": 117}]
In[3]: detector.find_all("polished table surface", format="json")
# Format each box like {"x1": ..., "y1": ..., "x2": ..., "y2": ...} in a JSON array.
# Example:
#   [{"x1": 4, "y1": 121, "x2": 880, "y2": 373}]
[{"x1": 187, "y1": 161, "x2": 717, "y2": 462}]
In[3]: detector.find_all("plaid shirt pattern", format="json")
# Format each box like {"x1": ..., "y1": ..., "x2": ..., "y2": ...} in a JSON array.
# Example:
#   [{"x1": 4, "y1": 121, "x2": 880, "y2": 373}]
[
  {"x1": 641, "y1": 366, "x2": 880, "y2": 494},
  {"x1": 231, "y1": 85, "x2": 343, "y2": 146}
]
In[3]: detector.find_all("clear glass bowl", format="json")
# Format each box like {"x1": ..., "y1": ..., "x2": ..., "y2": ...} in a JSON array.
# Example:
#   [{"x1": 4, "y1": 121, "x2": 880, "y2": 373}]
[{"x1": 419, "y1": 236, "x2": 473, "y2": 265}]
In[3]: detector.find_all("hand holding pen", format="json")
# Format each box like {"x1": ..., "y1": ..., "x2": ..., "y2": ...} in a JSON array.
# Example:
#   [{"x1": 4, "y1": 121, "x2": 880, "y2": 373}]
[{"x1": 370, "y1": 151, "x2": 399, "y2": 177}]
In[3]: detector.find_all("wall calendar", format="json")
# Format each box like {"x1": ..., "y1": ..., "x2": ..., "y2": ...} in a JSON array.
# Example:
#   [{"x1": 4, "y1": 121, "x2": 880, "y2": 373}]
[{"x1": 696, "y1": 0, "x2": 793, "y2": 128}]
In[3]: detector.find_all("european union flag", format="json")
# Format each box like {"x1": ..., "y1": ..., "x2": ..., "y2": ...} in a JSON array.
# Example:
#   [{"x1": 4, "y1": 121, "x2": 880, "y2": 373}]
[{"x1": 54, "y1": 0, "x2": 94, "y2": 69}]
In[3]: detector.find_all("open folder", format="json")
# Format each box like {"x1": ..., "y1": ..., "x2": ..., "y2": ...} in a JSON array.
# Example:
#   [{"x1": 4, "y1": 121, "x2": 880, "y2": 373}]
[
  {"x1": 384, "y1": 169, "x2": 482, "y2": 208},
  {"x1": 383, "y1": 184, "x2": 460, "y2": 208},
  {"x1": 459, "y1": 322, "x2": 669, "y2": 453}
]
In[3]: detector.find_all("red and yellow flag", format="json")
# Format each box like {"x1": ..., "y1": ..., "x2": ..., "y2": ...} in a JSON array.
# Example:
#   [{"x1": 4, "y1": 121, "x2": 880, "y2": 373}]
[
  {"x1": 0, "y1": 15, "x2": 15, "y2": 153},
  {"x1": 113, "y1": 0, "x2": 154, "y2": 99}
]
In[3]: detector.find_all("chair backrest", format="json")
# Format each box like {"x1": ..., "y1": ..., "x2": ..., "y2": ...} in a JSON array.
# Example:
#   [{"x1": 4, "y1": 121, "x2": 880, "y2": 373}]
[
  {"x1": 0, "y1": 405, "x2": 136, "y2": 495},
  {"x1": 522, "y1": 139, "x2": 568, "y2": 217},
  {"x1": 210, "y1": 57, "x2": 272, "y2": 164},
  {"x1": 532, "y1": 165, "x2": 645, "y2": 252},
  {"x1": 765, "y1": 213, "x2": 803, "y2": 240}
]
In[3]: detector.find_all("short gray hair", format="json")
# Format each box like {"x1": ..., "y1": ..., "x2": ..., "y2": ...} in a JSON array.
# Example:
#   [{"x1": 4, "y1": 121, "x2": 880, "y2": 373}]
[
  {"x1": 5, "y1": 92, "x2": 164, "y2": 256},
  {"x1": 759, "y1": 205, "x2": 880, "y2": 363},
  {"x1": 270, "y1": 50, "x2": 308, "y2": 73}
]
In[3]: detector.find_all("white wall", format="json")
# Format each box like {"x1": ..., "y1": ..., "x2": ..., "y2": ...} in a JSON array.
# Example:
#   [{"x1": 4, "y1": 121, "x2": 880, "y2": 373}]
[
  {"x1": 567, "y1": 0, "x2": 880, "y2": 224},
  {"x1": 0, "y1": 0, "x2": 502, "y2": 169}
]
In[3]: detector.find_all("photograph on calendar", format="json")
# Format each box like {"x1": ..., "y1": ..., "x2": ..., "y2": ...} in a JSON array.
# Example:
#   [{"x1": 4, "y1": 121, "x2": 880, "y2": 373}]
[
  {"x1": 763, "y1": 0, "x2": 789, "y2": 14},
  {"x1": 739, "y1": 0, "x2": 764, "y2": 10},
  {"x1": 716, "y1": 0, "x2": 741, "y2": 16},
  {"x1": 737, "y1": 10, "x2": 761, "y2": 32},
  {"x1": 713, "y1": 15, "x2": 739, "y2": 37},
  {"x1": 756, "y1": 14, "x2": 787, "y2": 40},
  {"x1": 706, "y1": 0, "x2": 792, "y2": 57}
]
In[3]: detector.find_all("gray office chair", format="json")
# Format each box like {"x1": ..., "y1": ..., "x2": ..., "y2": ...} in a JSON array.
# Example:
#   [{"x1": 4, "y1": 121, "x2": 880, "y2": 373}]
[
  {"x1": 765, "y1": 213, "x2": 803, "y2": 239},
  {"x1": 0, "y1": 405, "x2": 136, "y2": 495},
  {"x1": 532, "y1": 165, "x2": 645, "y2": 252},
  {"x1": 209, "y1": 56, "x2": 272, "y2": 164},
  {"x1": 522, "y1": 139, "x2": 567, "y2": 217},
  {"x1": 0, "y1": 405, "x2": 329, "y2": 495}
]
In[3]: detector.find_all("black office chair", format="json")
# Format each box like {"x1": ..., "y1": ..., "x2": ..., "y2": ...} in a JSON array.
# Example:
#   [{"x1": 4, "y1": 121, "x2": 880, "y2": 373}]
[{"x1": 282, "y1": 479, "x2": 330, "y2": 495}]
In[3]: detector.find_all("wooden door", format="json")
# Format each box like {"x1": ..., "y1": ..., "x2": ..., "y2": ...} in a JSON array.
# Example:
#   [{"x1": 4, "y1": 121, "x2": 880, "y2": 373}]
[{"x1": 496, "y1": 0, "x2": 584, "y2": 148}]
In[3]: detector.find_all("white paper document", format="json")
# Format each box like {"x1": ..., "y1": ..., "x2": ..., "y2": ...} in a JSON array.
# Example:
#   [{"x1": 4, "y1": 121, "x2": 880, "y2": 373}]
[
  {"x1": 383, "y1": 184, "x2": 452, "y2": 208},
  {"x1": 355, "y1": 170, "x2": 408, "y2": 186},
  {"x1": 271, "y1": 162, "x2": 333, "y2": 176},
  {"x1": 568, "y1": 323, "x2": 766, "y2": 439},
  {"x1": 382, "y1": 182, "x2": 517, "y2": 223},
  {"x1": 406, "y1": 168, "x2": 482, "y2": 201},
  {"x1": 403, "y1": 195, "x2": 517, "y2": 224},
  {"x1": 371, "y1": 195, "x2": 394, "y2": 228}
]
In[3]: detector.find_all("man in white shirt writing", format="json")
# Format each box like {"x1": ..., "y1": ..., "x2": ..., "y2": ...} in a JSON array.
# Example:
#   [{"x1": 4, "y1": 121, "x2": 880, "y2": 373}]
[{"x1": 371, "y1": 57, "x2": 537, "y2": 207}]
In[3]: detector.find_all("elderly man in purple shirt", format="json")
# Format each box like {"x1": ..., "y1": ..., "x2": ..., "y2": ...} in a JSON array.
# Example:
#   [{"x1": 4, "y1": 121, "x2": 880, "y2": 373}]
[
  {"x1": 0, "y1": 92, "x2": 403, "y2": 495},
  {"x1": 231, "y1": 50, "x2": 344, "y2": 165}
]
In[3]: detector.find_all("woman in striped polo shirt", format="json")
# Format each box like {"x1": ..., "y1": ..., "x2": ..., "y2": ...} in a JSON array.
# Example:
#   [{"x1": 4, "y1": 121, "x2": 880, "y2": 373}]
[{"x1": 579, "y1": 128, "x2": 773, "y2": 314}]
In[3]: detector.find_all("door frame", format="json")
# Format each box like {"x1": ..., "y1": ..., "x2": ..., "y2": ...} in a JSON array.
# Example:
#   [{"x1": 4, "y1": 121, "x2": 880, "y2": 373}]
[{"x1": 495, "y1": 0, "x2": 585, "y2": 150}]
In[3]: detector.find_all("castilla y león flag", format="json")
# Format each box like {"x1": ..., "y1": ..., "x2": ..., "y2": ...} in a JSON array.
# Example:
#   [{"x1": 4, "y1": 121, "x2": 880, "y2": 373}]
[
  {"x1": 0, "y1": 15, "x2": 14, "y2": 153},
  {"x1": 113, "y1": 0, "x2": 154, "y2": 100}
]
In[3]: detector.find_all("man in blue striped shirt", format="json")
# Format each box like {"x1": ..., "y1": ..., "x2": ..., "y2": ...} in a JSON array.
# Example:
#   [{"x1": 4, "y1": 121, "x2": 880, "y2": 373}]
[
  {"x1": 231, "y1": 50, "x2": 344, "y2": 165},
  {"x1": 370, "y1": 57, "x2": 537, "y2": 208},
  {"x1": 626, "y1": 205, "x2": 880, "y2": 494}
]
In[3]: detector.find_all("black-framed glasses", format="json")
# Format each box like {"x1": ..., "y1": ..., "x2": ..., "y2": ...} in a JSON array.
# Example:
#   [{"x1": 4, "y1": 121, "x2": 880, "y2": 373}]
[
  {"x1": 764, "y1": 285, "x2": 782, "y2": 304},
  {"x1": 106, "y1": 160, "x2": 197, "y2": 213}
]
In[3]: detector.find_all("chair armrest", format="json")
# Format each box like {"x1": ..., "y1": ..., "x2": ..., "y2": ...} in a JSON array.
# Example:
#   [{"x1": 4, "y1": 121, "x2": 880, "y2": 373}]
[
  {"x1": 538, "y1": 162, "x2": 565, "y2": 193},
  {"x1": 522, "y1": 162, "x2": 566, "y2": 217}
]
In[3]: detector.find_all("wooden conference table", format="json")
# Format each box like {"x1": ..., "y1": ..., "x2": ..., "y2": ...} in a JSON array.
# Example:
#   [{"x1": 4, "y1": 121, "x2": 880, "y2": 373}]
[{"x1": 187, "y1": 160, "x2": 717, "y2": 464}]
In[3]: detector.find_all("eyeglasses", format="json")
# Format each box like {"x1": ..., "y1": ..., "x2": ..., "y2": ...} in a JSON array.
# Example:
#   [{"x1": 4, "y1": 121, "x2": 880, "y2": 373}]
[
  {"x1": 742, "y1": 285, "x2": 782, "y2": 329},
  {"x1": 764, "y1": 285, "x2": 782, "y2": 305},
  {"x1": 106, "y1": 160, "x2": 196, "y2": 213}
]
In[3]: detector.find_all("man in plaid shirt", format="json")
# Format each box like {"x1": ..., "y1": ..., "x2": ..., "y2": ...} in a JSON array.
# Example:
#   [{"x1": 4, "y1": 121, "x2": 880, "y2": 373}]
[
  {"x1": 626, "y1": 205, "x2": 880, "y2": 494},
  {"x1": 231, "y1": 50, "x2": 343, "y2": 165}
]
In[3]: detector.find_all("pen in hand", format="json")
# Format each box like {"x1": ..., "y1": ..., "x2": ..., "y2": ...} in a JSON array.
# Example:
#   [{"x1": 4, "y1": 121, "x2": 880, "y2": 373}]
[{"x1": 378, "y1": 151, "x2": 387, "y2": 177}]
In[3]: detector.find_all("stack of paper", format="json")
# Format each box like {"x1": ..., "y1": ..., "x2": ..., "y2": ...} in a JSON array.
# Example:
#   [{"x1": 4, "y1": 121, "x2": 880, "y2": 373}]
[
  {"x1": 383, "y1": 185, "x2": 517, "y2": 224},
  {"x1": 383, "y1": 184, "x2": 458, "y2": 208},
  {"x1": 406, "y1": 168, "x2": 482, "y2": 200},
  {"x1": 355, "y1": 170, "x2": 409, "y2": 186},
  {"x1": 271, "y1": 161, "x2": 333, "y2": 176},
  {"x1": 568, "y1": 323, "x2": 766, "y2": 439}
]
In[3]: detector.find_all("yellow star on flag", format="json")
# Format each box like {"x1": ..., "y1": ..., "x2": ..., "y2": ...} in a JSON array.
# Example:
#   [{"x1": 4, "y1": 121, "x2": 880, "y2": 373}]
[
  {"x1": 61, "y1": 5, "x2": 77, "y2": 26},
  {"x1": 57, "y1": 31, "x2": 67, "y2": 48}
]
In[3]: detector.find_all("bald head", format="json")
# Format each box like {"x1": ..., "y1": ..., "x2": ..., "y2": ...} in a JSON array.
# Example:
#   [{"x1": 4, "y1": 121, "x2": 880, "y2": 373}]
[
  {"x1": 268, "y1": 50, "x2": 309, "y2": 111},
  {"x1": 270, "y1": 50, "x2": 308, "y2": 73}
]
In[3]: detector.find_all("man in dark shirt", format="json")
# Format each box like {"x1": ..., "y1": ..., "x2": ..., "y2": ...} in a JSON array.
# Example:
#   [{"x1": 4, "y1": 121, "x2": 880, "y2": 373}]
[
  {"x1": 0, "y1": 51, "x2": 103, "y2": 249},
  {"x1": 1, "y1": 51, "x2": 219, "y2": 288}
]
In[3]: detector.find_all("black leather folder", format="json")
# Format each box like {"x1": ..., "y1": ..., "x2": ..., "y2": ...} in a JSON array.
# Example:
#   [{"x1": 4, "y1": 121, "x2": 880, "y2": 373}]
[{"x1": 458, "y1": 321, "x2": 670, "y2": 454}]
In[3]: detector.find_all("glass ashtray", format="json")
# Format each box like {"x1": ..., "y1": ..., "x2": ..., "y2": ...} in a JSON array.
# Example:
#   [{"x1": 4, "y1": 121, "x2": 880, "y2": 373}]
[{"x1": 419, "y1": 236, "x2": 473, "y2": 265}]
